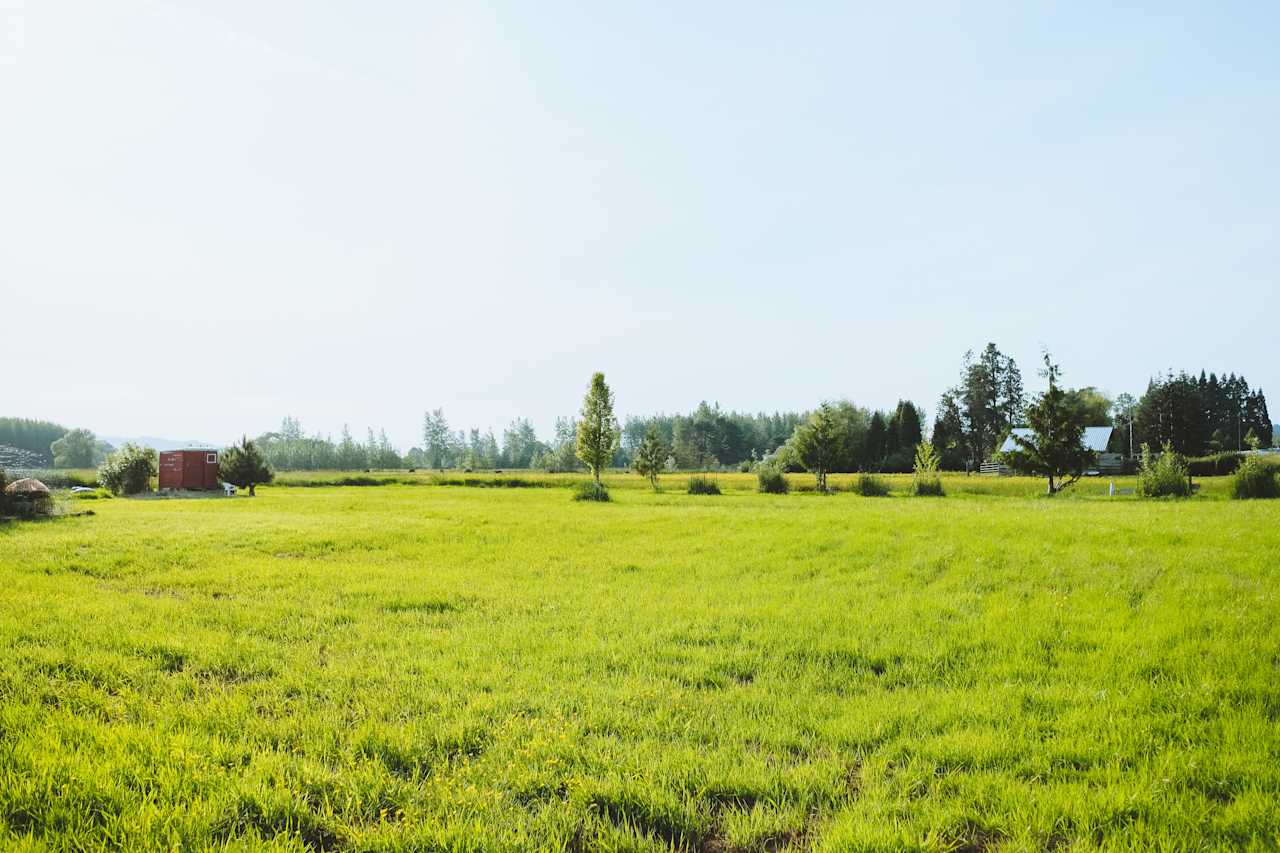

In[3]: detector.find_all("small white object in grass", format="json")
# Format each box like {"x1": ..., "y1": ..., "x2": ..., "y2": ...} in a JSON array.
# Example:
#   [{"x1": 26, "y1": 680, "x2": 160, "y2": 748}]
[{"x1": 222, "y1": 483, "x2": 237, "y2": 496}]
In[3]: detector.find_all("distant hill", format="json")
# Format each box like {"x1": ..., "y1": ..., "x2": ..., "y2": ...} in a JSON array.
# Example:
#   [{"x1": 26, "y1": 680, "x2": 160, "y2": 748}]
[{"x1": 99, "y1": 436, "x2": 217, "y2": 452}]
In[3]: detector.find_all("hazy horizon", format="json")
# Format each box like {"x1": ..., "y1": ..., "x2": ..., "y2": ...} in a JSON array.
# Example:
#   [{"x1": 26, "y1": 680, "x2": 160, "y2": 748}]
[{"x1": 4, "y1": 1, "x2": 1277, "y2": 450}]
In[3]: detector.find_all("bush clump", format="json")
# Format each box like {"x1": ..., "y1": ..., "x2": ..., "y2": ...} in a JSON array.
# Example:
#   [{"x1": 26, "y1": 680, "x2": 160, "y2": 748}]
[
  {"x1": 572, "y1": 480, "x2": 611, "y2": 502},
  {"x1": 687, "y1": 475, "x2": 721, "y2": 495},
  {"x1": 98, "y1": 443, "x2": 157, "y2": 495},
  {"x1": 1229, "y1": 455, "x2": 1280, "y2": 500},
  {"x1": 911, "y1": 442, "x2": 945, "y2": 497},
  {"x1": 1187, "y1": 452, "x2": 1244, "y2": 477},
  {"x1": 856, "y1": 473, "x2": 890, "y2": 497},
  {"x1": 756, "y1": 465, "x2": 789, "y2": 494},
  {"x1": 1135, "y1": 443, "x2": 1191, "y2": 498}
]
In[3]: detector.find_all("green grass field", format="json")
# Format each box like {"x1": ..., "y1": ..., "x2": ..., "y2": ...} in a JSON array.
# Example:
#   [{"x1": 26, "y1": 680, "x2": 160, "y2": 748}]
[{"x1": 2, "y1": 484, "x2": 1278, "y2": 850}]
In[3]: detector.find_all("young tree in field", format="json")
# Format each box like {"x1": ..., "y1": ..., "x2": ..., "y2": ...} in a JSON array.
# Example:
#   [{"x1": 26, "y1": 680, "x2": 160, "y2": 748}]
[
  {"x1": 791, "y1": 402, "x2": 842, "y2": 493},
  {"x1": 911, "y1": 441, "x2": 944, "y2": 496},
  {"x1": 1003, "y1": 353, "x2": 1093, "y2": 494},
  {"x1": 576, "y1": 372, "x2": 620, "y2": 484},
  {"x1": 631, "y1": 423, "x2": 669, "y2": 490},
  {"x1": 50, "y1": 428, "x2": 97, "y2": 468},
  {"x1": 219, "y1": 436, "x2": 274, "y2": 496}
]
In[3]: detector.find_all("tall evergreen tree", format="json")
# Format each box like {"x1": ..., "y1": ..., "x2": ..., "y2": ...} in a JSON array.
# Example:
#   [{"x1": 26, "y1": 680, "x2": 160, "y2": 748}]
[
  {"x1": 891, "y1": 400, "x2": 923, "y2": 452},
  {"x1": 948, "y1": 343, "x2": 1024, "y2": 468},
  {"x1": 931, "y1": 392, "x2": 966, "y2": 470},
  {"x1": 864, "y1": 412, "x2": 888, "y2": 469},
  {"x1": 1135, "y1": 373, "x2": 1205, "y2": 456}
]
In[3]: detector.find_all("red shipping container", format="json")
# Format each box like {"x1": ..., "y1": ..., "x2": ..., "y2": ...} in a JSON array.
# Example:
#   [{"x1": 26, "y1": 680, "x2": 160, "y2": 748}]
[{"x1": 158, "y1": 449, "x2": 220, "y2": 490}]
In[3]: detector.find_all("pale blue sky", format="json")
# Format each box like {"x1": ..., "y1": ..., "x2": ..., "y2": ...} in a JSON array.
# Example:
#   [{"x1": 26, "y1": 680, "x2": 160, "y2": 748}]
[{"x1": 3, "y1": 1, "x2": 1277, "y2": 448}]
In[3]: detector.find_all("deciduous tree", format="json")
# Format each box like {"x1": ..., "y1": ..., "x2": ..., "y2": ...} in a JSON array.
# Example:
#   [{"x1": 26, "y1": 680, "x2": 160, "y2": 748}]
[
  {"x1": 98, "y1": 443, "x2": 157, "y2": 495},
  {"x1": 51, "y1": 428, "x2": 97, "y2": 468},
  {"x1": 631, "y1": 423, "x2": 669, "y2": 490},
  {"x1": 575, "y1": 372, "x2": 620, "y2": 484}
]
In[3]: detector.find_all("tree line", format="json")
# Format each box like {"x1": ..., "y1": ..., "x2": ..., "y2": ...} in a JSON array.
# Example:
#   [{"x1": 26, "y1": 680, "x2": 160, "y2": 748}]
[
  {"x1": 1124, "y1": 371, "x2": 1272, "y2": 457},
  {"x1": 5, "y1": 345, "x2": 1273, "y2": 477},
  {"x1": 0, "y1": 418, "x2": 112, "y2": 468},
  {"x1": 925, "y1": 343, "x2": 1272, "y2": 469}
]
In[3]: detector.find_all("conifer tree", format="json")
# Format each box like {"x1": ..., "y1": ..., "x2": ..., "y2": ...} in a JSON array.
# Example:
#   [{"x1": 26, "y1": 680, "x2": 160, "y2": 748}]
[
  {"x1": 1004, "y1": 354, "x2": 1093, "y2": 494},
  {"x1": 792, "y1": 402, "x2": 842, "y2": 493},
  {"x1": 219, "y1": 436, "x2": 274, "y2": 496}
]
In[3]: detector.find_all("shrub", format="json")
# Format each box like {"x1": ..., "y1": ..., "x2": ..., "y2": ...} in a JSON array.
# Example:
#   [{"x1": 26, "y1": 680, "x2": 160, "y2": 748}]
[
  {"x1": 911, "y1": 442, "x2": 944, "y2": 497},
  {"x1": 756, "y1": 465, "x2": 789, "y2": 494},
  {"x1": 880, "y1": 450, "x2": 915, "y2": 475},
  {"x1": 572, "y1": 480, "x2": 610, "y2": 502},
  {"x1": 687, "y1": 475, "x2": 721, "y2": 495},
  {"x1": 1135, "y1": 443, "x2": 1191, "y2": 498},
  {"x1": 856, "y1": 473, "x2": 890, "y2": 497},
  {"x1": 98, "y1": 443, "x2": 157, "y2": 495},
  {"x1": 1229, "y1": 455, "x2": 1280, "y2": 500},
  {"x1": 762, "y1": 444, "x2": 804, "y2": 473},
  {"x1": 1187, "y1": 452, "x2": 1243, "y2": 477}
]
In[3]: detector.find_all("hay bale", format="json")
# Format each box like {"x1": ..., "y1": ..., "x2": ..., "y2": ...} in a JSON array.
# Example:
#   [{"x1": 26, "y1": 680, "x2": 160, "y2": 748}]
[
  {"x1": 4, "y1": 478, "x2": 51, "y2": 497},
  {"x1": 3, "y1": 477, "x2": 54, "y2": 517}
]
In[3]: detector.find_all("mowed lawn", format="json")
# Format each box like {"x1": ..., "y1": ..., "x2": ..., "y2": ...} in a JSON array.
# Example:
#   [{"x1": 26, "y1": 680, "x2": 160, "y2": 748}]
[{"x1": 0, "y1": 486, "x2": 1277, "y2": 851}]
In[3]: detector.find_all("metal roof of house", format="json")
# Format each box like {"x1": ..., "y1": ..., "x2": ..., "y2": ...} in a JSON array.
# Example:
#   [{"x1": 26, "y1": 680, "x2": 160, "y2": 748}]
[{"x1": 1000, "y1": 426, "x2": 1114, "y2": 454}]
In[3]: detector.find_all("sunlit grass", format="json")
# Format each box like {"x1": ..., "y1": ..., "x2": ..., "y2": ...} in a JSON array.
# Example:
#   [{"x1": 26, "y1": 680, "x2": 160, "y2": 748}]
[
  {"x1": 270, "y1": 468, "x2": 1245, "y2": 500},
  {"x1": 1, "y1": 485, "x2": 1277, "y2": 850}
]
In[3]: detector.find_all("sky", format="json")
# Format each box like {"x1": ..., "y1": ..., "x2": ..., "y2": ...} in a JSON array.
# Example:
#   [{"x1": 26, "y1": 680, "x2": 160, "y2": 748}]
[{"x1": 2, "y1": 1, "x2": 1277, "y2": 449}]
